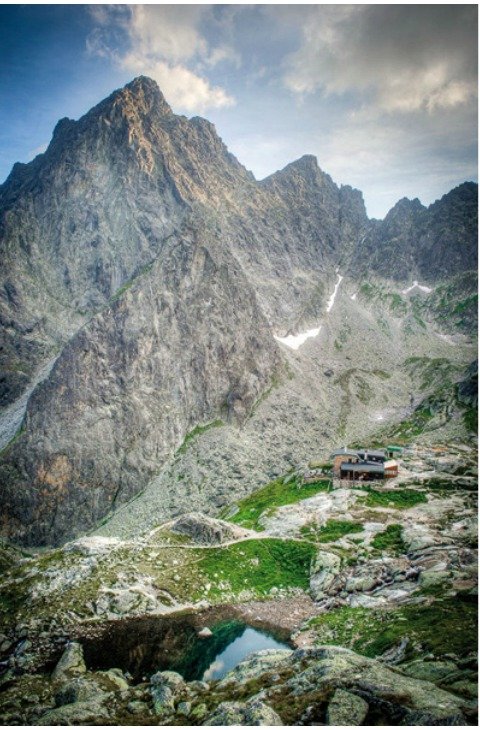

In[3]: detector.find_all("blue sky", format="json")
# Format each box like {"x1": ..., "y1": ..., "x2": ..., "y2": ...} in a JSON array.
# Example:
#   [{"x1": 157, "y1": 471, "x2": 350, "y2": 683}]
[{"x1": 0, "y1": 4, "x2": 477, "y2": 218}]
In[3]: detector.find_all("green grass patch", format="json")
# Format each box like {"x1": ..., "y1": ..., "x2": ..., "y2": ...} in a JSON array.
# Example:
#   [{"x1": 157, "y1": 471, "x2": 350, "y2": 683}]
[
  {"x1": 196, "y1": 538, "x2": 316, "y2": 597},
  {"x1": 110, "y1": 262, "x2": 154, "y2": 303},
  {"x1": 228, "y1": 477, "x2": 331, "y2": 531},
  {"x1": 176, "y1": 420, "x2": 224, "y2": 456},
  {"x1": 301, "y1": 519, "x2": 363, "y2": 544},
  {"x1": 357, "y1": 486, "x2": 427, "y2": 509},
  {"x1": 371, "y1": 524, "x2": 406, "y2": 554},
  {"x1": 307, "y1": 597, "x2": 477, "y2": 661}
]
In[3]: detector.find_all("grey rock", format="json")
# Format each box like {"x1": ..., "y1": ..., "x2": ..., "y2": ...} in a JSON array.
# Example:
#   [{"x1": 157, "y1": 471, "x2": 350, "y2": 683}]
[
  {"x1": 151, "y1": 669, "x2": 185, "y2": 692},
  {"x1": 127, "y1": 700, "x2": 149, "y2": 715},
  {"x1": 217, "y1": 649, "x2": 292, "y2": 687},
  {"x1": 150, "y1": 683, "x2": 174, "y2": 716},
  {"x1": 400, "y1": 659, "x2": 459, "y2": 683},
  {"x1": 203, "y1": 699, "x2": 283, "y2": 725},
  {"x1": 54, "y1": 677, "x2": 106, "y2": 707},
  {"x1": 170, "y1": 513, "x2": 240, "y2": 545},
  {"x1": 188, "y1": 680, "x2": 210, "y2": 692},
  {"x1": 51, "y1": 642, "x2": 86, "y2": 681},
  {"x1": 326, "y1": 688, "x2": 369, "y2": 725},
  {"x1": 310, "y1": 551, "x2": 342, "y2": 599},
  {"x1": 101, "y1": 668, "x2": 130, "y2": 690},
  {"x1": 177, "y1": 700, "x2": 192, "y2": 717},
  {"x1": 287, "y1": 646, "x2": 466, "y2": 725},
  {"x1": 418, "y1": 569, "x2": 450, "y2": 589},
  {"x1": 37, "y1": 700, "x2": 110, "y2": 725},
  {"x1": 198, "y1": 627, "x2": 213, "y2": 638}
]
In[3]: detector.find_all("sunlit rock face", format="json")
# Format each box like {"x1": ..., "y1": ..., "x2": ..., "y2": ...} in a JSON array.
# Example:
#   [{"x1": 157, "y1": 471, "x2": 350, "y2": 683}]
[{"x1": 0, "y1": 76, "x2": 477, "y2": 546}]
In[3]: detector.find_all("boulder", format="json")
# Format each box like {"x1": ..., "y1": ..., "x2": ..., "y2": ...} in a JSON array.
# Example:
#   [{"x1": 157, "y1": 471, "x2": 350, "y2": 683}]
[
  {"x1": 203, "y1": 699, "x2": 283, "y2": 725},
  {"x1": 310, "y1": 551, "x2": 342, "y2": 599},
  {"x1": 151, "y1": 669, "x2": 185, "y2": 691},
  {"x1": 400, "y1": 659, "x2": 459, "y2": 683},
  {"x1": 217, "y1": 649, "x2": 292, "y2": 687},
  {"x1": 127, "y1": 700, "x2": 150, "y2": 715},
  {"x1": 402, "y1": 527, "x2": 437, "y2": 553},
  {"x1": 287, "y1": 646, "x2": 466, "y2": 725},
  {"x1": 37, "y1": 700, "x2": 110, "y2": 725},
  {"x1": 101, "y1": 667, "x2": 129, "y2": 690},
  {"x1": 169, "y1": 513, "x2": 240, "y2": 545},
  {"x1": 150, "y1": 683, "x2": 175, "y2": 717},
  {"x1": 198, "y1": 627, "x2": 213, "y2": 638},
  {"x1": 418, "y1": 570, "x2": 450, "y2": 589},
  {"x1": 51, "y1": 642, "x2": 86, "y2": 681},
  {"x1": 326, "y1": 689, "x2": 369, "y2": 725},
  {"x1": 54, "y1": 677, "x2": 106, "y2": 707},
  {"x1": 177, "y1": 700, "x2": 192, "y2": 717}
]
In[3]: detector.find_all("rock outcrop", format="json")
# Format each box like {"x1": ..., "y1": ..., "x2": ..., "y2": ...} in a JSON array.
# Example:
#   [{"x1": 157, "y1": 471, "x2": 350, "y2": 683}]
[{"x1": 169, "y1": 513, "x2": 247, "y2": 545}]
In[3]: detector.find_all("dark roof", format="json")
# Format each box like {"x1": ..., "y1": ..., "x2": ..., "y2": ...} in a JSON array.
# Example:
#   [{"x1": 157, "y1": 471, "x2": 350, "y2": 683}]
[
  {"x1": 340, "y1": 462, "x2": 384, "y2": 473},
  {"x1": 331, "y1": 449, "x2": 361, "y2": 457},
  {"x1": 359, "y1": 449, "x2": 386, "y2": 459}
]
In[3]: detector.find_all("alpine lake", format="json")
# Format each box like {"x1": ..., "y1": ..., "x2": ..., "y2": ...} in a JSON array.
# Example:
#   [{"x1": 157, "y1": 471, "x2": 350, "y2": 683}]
[{"x1": 79, "y1": 606, "x2": 292, "y2": 682}]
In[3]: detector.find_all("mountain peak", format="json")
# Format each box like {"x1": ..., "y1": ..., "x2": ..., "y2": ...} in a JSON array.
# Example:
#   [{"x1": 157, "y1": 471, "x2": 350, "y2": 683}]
[{"x1": 103, "y1": 75, "x2": 173, "y2": 119}]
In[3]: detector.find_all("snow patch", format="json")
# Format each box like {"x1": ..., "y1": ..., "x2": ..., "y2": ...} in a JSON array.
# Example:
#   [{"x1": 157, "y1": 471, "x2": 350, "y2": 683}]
[
  {"x1": 402, "y1": 280, "x2": 432, "y2": 295},
  {"x1": 274, "y1": 327, "x2": 321, "y2": 350},
  {"x1": 326, "y1": 274, "x2": 343, "y2": 313},
  {"x1": 273, "y1": 272, "x2": 342, "y2": 350}
]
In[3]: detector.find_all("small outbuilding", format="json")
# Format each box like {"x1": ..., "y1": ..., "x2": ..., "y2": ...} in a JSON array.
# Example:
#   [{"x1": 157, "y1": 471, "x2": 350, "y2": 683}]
[
  {"x1": 384, "y1": 459, "x2": 399, "y2": 478},
  {"x1": 386, "y1": 445, "x2": 404, "y2": 459}
]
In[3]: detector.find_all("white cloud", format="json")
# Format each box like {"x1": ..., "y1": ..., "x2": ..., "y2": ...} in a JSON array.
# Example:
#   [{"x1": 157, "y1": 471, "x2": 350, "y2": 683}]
[
  {"x1": 282, "y1": 5, "x2": 477, "y2": 115},
  {"x1": 120, "y1": 55, "x2": 234, "y2": 112},
  {"x1": 87, "y1": 5, "x2": 236, "y2": 113}
]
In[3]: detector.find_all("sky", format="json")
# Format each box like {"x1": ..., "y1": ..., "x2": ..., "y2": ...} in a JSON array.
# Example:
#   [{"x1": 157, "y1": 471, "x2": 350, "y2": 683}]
[{"x1": 0, "y1": 3, "x2": 477, "y2": 218}]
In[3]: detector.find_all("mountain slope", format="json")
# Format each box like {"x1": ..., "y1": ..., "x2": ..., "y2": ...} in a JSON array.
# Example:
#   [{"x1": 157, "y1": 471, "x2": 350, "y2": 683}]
[{"x1": 0, "y1": 76, "x2": 477, "y2": 546}]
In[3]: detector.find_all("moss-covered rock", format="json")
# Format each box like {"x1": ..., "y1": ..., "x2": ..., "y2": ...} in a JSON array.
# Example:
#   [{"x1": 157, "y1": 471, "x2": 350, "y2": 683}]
[
  {"x1": 51, "y1": 642, "x2": 86, "y2": 681},
  {"x1": 204, "y1": 699, "x2": 283, "y2": 725},
  {"x1": 326, "y1": 688, "x2": 369, "y2": 725}
]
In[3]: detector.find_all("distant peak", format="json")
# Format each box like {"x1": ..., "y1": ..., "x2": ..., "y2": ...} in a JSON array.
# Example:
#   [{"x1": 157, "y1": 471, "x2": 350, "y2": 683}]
[
  {"x1": 288, "y1": 154, "x2": 318, "y2": 170},
  {"x1": 386, "y1": 196, "x2": 425, "y2": 219}
]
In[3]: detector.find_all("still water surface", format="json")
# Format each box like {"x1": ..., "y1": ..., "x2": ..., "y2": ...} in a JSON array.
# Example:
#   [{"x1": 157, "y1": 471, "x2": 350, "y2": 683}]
[
  {"x1": 81, "y1": 609, "x2": 291, "y2": 682},
  {"x1": 202, "y1": 625, "x2": 289, "y2": 680}
]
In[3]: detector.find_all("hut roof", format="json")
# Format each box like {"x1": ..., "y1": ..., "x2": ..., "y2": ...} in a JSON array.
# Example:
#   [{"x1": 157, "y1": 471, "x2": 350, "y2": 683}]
[
  {"x1": 340, "y1": 462, "x2": 384, "y2": 473},
  {"x1": 361, "y1": 449, "x2": 386, "y2": 459}
]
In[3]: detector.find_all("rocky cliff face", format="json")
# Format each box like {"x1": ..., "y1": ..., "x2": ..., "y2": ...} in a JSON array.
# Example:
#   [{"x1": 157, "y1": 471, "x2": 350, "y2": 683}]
[
  {"x1": 0, "y1": 76, "x2": 477, "y2": 546},
  {"x1": 351, "y1": 182, "x2": 478, "y2": 282}
]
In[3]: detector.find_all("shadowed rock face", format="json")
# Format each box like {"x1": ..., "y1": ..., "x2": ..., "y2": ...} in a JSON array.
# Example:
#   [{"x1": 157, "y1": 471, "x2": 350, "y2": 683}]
[
  {"x1": 0, "y1": 76, "x2": 477, "y2": 546},
  {"x1": 0, "y1": 217, "x2": 282, "y2": 545},
  {"x1": 351, "y1": 182, "x2": 478, "y2": 282}
]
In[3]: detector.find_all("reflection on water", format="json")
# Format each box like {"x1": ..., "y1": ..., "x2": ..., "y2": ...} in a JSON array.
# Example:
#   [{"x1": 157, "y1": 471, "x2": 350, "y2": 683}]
[
  {"x1": 81, "y1": 608, "x2": 291, "y2": 682},
  {"x1": 202, "y1": 626, "x2": 288, "y2": 680}
]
